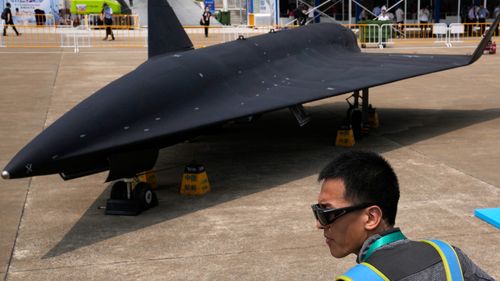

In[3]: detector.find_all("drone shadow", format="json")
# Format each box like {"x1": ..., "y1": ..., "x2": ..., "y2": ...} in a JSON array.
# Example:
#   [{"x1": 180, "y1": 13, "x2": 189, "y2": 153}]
[{"x1": 43, "y1": 103, "x2": 500, "y2": 258}]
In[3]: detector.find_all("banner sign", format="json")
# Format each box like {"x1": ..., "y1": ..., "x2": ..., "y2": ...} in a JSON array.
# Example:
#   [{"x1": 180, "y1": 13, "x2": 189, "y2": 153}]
[
  {"x1": 7, "y1": 0, "x2": 59, "y2": 24},
  {"x1": 9, "y1": 0, "x2": 52, "y2": 14},
  {"x1": 204, "y1": 0, "x2": 215, "y2": 13}
]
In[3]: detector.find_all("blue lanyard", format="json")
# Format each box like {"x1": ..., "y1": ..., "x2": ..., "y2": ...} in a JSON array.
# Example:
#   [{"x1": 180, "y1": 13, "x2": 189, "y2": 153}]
[{"x1": 362, "y1": 230, "x2": 407, "y2": 261}]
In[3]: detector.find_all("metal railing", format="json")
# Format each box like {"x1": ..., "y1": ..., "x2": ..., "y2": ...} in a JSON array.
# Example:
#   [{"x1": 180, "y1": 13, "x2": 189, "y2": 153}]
[
  {"x1": 345, "y1": 22, "x2": 498, "y2": 48},
  {"x1": 0, "y1": 24, "x2": 147, "y2": 50},
  {"x1": 85, "y1": 14, "x2": 140, "y2": 29},
  {"x1": 62, "y1": 25, "x2": 147, "y2": 51},
  {"x1": 0, "y1": 22, "x2": 498, "y2": 51},
  {"x1": 1, "y1": 25, "x2": 59, "y2": 48}
]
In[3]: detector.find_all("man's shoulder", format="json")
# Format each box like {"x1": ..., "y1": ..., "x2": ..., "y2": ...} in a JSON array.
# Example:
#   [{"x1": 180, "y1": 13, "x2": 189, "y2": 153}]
[
  {"x1": 377, "y1": 241, "x2": 495, "y2": 281},
  {"x1": 358, "y1": 240, "x2": 441, "y2": 280},
  {"x1": 452, "y1": 246, "x2": 495, "y2": 281},
  {"x1": 347, "y1": 241, "x2": 494, "y2": 281}
]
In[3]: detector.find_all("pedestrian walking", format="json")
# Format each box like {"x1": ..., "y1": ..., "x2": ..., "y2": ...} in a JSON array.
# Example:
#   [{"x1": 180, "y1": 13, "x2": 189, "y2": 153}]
[
  {"x1": 200, "y1": 6, "x2": 212, "y2": 38},
  {"x1": 102, "y1": 3, "x2": 115, "y2": 40},
  {"x1": 2, "y1": 3, "x2": 20, "y2": 36}
]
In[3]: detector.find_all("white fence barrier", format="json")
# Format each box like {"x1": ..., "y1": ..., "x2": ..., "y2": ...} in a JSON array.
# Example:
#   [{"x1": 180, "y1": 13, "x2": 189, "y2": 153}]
[
  {"x1": 433, "y1": 23, "x2": 448, "y2": 43},
  {"x1": 360, "y1": 23, "x2": 490, "y2": 48},
  {"x1": 0, "y1": 23, "x2": 494, "y2": 50},
  {"x1": 449, "y1": 23, "x2": 465, "y2": 43}
]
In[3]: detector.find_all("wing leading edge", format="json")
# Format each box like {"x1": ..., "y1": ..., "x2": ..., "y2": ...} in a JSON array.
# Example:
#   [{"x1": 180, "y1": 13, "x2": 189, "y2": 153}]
[{"x1": 38, "y1": 19, "x2": 500, "y2": 160}]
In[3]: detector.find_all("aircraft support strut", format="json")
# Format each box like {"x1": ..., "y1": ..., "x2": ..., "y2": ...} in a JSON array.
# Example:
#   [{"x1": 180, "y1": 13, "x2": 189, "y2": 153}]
[{"x1": 345, "y1": 88, "x2": 374, "y2": 141}]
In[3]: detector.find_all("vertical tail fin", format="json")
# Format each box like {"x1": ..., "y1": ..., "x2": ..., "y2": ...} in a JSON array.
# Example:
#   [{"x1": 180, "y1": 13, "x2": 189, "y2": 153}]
[
  {"x1": 148, "y1": 0, "x2": 194, "y2": 59},
  {"x1": 469, "y1": 14, "x2": 500, "y2": 64}
]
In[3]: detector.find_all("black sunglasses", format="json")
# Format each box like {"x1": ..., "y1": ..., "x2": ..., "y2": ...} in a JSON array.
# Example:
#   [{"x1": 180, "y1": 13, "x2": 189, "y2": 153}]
[{"x1": 311, "y1": 202, "x2": 374, "y2": 226}]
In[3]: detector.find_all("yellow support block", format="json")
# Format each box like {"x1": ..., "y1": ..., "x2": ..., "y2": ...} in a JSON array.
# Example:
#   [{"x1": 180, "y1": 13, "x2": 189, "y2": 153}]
[
  {"x1": 335, "y1": 126, "x2": 355, "y2": 147},
  {"x1": 180, "y1": 164, "x2": 211, "y2": 196},
  {"x1": 138, "y1": 170, "x2": 158, "y2": 189},
  {"x1": 248, "y1": 13, "x2": 255, "y2": 27}
]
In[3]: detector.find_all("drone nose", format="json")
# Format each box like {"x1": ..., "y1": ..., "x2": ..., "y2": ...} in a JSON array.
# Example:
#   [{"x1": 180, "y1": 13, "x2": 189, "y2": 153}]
[{"x1": 1, "y1": 170, "x2": 10, "y2": 180}]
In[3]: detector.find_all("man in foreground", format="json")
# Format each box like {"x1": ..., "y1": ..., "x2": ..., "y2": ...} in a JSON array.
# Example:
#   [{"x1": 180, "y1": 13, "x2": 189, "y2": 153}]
[{"x1": 312, "y1": 151, "x2": 493, "y2": 280}]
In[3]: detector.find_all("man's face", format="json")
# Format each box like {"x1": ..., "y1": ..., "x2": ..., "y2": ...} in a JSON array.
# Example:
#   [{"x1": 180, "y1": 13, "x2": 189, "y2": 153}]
[{"x1": 316, "y1": 178, "x2": 368, "y2": 258}]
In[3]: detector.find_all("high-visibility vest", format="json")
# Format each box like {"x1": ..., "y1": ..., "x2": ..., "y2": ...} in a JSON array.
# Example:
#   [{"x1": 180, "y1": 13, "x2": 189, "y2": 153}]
[{"x1": 336, "y1": 239, "x2": 463, "y2": 281}]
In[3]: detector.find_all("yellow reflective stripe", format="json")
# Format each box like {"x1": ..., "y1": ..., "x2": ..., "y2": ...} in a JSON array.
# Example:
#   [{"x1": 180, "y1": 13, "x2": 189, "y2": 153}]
[
  {"x1": 361, "y1": 262, "x2": 390, "y2": 281},
  {"x1": 336, "y1": 262, "x2": 388, "y2": 281},
  {"x1": 335, "y1": 275, "x2": 353, "y2": 281},
  {"x1": 421, "y1": 240, "x2": 454, "y2": 281}
]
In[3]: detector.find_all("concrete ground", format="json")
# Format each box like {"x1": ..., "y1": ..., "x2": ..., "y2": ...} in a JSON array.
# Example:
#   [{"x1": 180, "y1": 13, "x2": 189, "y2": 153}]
[{"x1": 0, "y1": 44, "x2": 498, "y2": 281}]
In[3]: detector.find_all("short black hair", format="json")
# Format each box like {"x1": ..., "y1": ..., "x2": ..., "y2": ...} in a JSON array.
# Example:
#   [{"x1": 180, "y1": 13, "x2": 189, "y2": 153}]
[
  {"x1": 318, "y1": 151, "x2": 399, "y2": 226},
  {"x1": 6, "y1": 3, "x2": 11, "y2": 7}
]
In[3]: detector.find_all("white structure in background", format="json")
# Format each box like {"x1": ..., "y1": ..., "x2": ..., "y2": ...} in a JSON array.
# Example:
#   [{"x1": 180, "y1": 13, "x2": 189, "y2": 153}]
[
  {"x1": 0, "y1": 0, "x2": 217, "y2": 27},
  {"x1": 130, "y1": 0, "x2": 147, "y2": 26},
  {"x1": 0, "y1": 0, "x2": 63, "y2": 24},
  {"x1": 255, "y1": 0, "x2": 273, "y2": 25},
  {"x1": 249, "y1": 0, "x2": 280, "y2": 26},
  {"x1": 131, "y1": 0, "x2": 220, "y2": 27}
]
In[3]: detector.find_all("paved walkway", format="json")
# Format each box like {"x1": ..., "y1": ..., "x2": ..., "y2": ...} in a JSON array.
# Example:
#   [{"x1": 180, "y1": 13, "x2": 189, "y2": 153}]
[{"x1": 0, "y1": 46, "x2": 498, "y2": 280}]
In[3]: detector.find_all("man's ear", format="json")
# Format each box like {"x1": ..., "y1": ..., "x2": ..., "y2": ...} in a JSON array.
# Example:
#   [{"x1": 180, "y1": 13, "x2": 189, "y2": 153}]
[{"x1": 364, "y1": 206, "x2": 383, "y2": 231}]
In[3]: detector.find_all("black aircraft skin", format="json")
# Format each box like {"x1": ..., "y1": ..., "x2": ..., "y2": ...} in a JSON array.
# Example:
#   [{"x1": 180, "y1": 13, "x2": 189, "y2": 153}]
[{"x1": 2, "y1": 0, "x2": 499, "y2": 181}]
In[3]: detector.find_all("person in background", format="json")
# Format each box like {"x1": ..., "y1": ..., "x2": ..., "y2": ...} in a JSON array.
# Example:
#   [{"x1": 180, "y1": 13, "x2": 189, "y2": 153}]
[
  {"x1": 294, "y1": 5, "x2": 307, "y2": 26},
  {"x1": 359, "y1": 9, "x2": 368, "y2": 21},
  {"x1": 2, "y1": 3, "x2": 20, "y2": 36},
  {"x1": 387, "y1": 10, "x2": 394, "y2": 21},
  {"x1": 419, "y1": 5, "x2": 430, "y2": 37},
  {"x1": 494, "y1": 4, "x2": 500, "y2": 35},
  {"x1": 395, "y1": 6, "x2": 405, "y2": 37},
  {"x1": 313, "y1": 151, "x2": 495, "y2": 281},
  {"x1": 300, "y1": 5, "x2": 308, "y2": 25},
  {"x1": 307, "y1": 6, "x2": 314, "y2": 24},
  {"x1": 102, "y1": 3, "x2": 115, "y2": 40},
  {"x1": 330, "y1": 4, "x2": 337, "y2": 20},
  {"x1": 495, "y1": 3, "x2": 500, "y2": 18},
  {"x1": 200, "y1": 6, "x2": 212, "y2": 38},
  {"x1": 477, "y1": 5, "x2": 489, "y2": 35},
  {"x1": 373, "y1": 5, "x2": 381, "y2": 17},
  {"x1": 293, "y1": 5, "x2": 301, "y2": 25},
  {"x1": 377, "y1": 6, "x2": 390, "y2": 21},
  {"x1": 287, "y1": 5, "x2": 295, "y2": 22},
  {"x1": 460, "y1": 5, "x2": 469, "y2": 23},
  {"x1": 466, "y1": 4, "x2": 479, "y2": 36}
]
